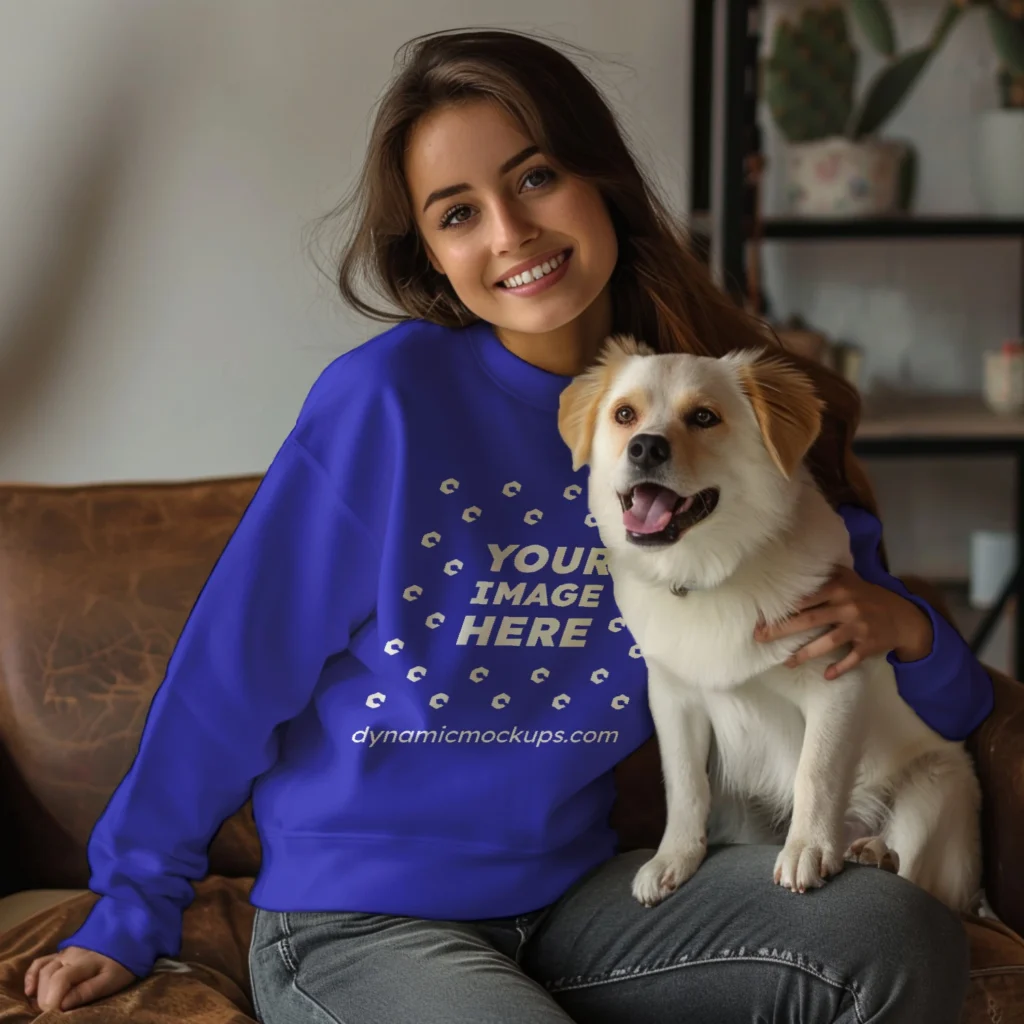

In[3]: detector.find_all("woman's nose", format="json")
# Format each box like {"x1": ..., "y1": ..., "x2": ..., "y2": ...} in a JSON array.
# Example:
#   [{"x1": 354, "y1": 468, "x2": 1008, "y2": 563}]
[{"x1": 490, "y1": 200, "x2": 539, "y2": 254}]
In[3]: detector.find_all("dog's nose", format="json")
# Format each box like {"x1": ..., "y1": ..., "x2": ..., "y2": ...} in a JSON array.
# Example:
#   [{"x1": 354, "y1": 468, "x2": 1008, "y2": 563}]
[{"x1": 628, "y1": 433, "x2": 671, "y2": 470}]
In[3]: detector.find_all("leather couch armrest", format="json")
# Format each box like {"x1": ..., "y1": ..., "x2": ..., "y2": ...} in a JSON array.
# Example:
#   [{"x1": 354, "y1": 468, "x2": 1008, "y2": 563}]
[{"x1": 965, "y1": 667, "x2": 1024, "y2": 937}]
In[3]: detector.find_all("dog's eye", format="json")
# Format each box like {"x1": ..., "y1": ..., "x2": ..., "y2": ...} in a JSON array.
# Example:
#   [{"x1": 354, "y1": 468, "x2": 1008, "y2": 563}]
[
  {"x1": 614, "y1": 405, "x2": 636, "y2": 425},
  {"x1": 688, "y1": 407, "x2": 720, "y2": 428}
]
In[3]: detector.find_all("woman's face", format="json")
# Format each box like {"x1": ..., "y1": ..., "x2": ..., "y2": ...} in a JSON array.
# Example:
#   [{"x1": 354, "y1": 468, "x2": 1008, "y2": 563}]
[{"x1": 404, "y1": 99, "x2": 619, "y2": 338}]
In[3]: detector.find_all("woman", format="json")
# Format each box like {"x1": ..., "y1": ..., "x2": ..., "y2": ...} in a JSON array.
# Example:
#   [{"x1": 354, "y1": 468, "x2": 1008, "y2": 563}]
[{"x1": 26, "y1": 27, "x2": 992, "y2": 1023}]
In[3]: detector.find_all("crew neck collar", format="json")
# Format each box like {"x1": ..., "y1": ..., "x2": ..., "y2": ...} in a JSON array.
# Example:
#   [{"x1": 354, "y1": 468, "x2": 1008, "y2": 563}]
[{"x1": 471, "y1": 321, "x2": 575, "y2": 411}]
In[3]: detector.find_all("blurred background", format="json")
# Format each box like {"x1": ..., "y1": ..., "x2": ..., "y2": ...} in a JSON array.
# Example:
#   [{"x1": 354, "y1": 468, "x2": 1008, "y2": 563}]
[{"x1": 0, "y1": 0, "x2": 1019, "y2": 673}]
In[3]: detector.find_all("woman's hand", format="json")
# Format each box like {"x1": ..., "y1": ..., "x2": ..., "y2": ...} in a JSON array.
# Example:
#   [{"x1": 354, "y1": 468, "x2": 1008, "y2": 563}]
[
  {"x1": 753, "y1": 565, "x2": 934, "y2": 680},
  {"x1": 24, "y1": 945, "x2": 136, "y2": 1012}
]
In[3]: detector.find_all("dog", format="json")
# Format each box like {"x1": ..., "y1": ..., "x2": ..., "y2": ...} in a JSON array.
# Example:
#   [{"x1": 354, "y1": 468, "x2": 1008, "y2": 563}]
[{"x1": 557, "y1": 334, "x2": 982, "y2": 911}]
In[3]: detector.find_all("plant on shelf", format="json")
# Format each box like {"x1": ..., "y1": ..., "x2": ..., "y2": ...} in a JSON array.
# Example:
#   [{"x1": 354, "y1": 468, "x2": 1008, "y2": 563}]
[
  {"x1": 764, "y1": 0, "x2": 964, "y2": 217},
  {"x1": 964, "y1": 0, "x2": 1024, "y2": 214},
  {"x1": 976, "y1": 0, "x2": 1024, "y2": 108}
]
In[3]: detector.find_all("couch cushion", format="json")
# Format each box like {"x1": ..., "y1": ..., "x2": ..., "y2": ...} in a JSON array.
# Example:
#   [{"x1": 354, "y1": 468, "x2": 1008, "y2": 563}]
[
  {"x1": 0, "y1": 478, "x2": 263, "y2": 895},
  {"x1": 0, "y1": 890, "x2": 87, "y2": 937},
  {"x1": 0, "y1": 876, "x2": 256, "y2": 1022}
]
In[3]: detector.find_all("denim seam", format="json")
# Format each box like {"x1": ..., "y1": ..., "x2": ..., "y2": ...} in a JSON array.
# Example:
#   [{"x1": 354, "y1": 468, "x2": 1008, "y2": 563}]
[
  {"x1": 278, "y1": 913, "x2": 300, "y2": 974},
  {"x1": 277, "y1": 912, "x2": 351, "y2": 1024},
  {"x1": 544, "y1": 951, "x2": 865, "y2": 1024}
]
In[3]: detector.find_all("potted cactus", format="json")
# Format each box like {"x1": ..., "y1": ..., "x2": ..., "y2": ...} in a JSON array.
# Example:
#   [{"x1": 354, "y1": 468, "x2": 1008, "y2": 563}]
[
  {"x1": 971, "y1": 1, "x2": 1024, "y2": 215},
  {"x1": 765, "y1": 1, "x2": 963, "y2": 217}
]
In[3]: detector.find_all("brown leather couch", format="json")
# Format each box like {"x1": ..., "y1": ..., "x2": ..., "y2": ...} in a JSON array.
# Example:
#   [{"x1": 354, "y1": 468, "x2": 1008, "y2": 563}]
[{"x1": 0, "y1": 476, "x2": 1022, "y2": 1022}]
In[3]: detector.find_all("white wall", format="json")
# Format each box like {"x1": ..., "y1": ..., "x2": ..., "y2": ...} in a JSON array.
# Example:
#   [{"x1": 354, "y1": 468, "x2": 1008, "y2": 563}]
[
  {"x1": 0, "y1": 0, "x2": 692, "y2": 484},
  {"x1": 759, "y1": 1, "x2": 1019, "y2": 581}
]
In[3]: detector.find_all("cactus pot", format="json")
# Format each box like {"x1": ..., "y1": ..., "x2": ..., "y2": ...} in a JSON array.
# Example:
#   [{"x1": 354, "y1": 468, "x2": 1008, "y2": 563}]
[
  {"x1": 974, "y1": 109, "x2": 1024, "y2": 216},
  {"x1": 783, "y1": 137, "x2": 910, "y2": 217}
]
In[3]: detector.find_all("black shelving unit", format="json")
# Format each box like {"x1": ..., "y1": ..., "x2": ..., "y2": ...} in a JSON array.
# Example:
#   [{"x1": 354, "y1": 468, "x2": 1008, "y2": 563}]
[
  {"x1": 702, "y1": 0, "x2": 761, "y2": 301},
  {"x1": 762, "y1": 216, "x2": 1024, "y2": 240},
  {"x1": 694, "y1": 1, "x2": 1024, "y2": 675},
  {"x1": 693, "y1": 2, "x2": 1024, "y2": 327}
]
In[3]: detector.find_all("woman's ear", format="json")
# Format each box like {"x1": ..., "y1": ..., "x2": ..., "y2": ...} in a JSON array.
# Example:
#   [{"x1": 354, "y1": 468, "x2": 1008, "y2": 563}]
[
  {"x1": 557, "y1": 334, "x2": 652, "y2": 471},
  {"x1": 736, "y1": 356, "x2": 824, "y2": 479}
]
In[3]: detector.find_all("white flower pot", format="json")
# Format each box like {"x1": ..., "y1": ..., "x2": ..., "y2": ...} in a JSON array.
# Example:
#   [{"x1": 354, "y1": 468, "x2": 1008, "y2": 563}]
[
  {"x1": 975, "y1": 109, "x2": 1024, "y2": 217},
  {"x1": 783, "y1": 137, "x2": 910, "y2": 217}
]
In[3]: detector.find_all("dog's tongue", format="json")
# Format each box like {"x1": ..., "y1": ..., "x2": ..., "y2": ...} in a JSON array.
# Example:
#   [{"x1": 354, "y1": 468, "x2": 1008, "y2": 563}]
[{"x1": 623, "y1": 485, "x2": 694, "y2": 534}]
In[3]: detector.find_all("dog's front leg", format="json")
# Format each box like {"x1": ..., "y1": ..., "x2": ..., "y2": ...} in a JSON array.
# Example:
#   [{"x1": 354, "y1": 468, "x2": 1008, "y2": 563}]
[
  {"x1": 775, "y1": 665, "x2": 868, "y2": 893},
  {"x1": 632, "y1": 664, "x2": 712, "y2": 907}
]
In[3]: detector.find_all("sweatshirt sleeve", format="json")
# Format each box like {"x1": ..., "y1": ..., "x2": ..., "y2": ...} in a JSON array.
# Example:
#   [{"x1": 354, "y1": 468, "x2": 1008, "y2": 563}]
[
  {"x1": 57, "y1": 433, "x2": 380, "y2": 978},
  {"x1": 839, "y1": 503, "x2": 994, "y2": 741}
]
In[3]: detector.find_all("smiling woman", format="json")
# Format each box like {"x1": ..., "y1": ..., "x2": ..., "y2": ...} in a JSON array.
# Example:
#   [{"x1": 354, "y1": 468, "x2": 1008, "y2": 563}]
[{"x1": 402, "y1": 100, "x2": 618, "y2": 364}]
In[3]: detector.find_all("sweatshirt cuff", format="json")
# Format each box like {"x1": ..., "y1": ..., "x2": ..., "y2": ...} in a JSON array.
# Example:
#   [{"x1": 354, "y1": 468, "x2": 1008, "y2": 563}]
[
  {"x1": 886, "y1": 588, "x2": 995, "y2": 739},
  {"x1": 885, "y1": 589, "x2": 943, "y2": 678},
  {"x1": 57, "y1": 894, "x2": 176, "y2": 979}
]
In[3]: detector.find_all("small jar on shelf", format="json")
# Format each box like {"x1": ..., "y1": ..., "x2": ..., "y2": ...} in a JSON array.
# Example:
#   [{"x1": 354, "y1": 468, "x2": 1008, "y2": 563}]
[{"x1": 983, "y1": 340, "x2": 1024, "y2": 416}]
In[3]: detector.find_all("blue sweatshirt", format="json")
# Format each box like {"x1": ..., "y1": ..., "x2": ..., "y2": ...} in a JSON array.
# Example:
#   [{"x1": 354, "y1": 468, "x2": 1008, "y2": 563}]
[{"x1": 60, "y1": 318, "x2": 994, "y2": 977}]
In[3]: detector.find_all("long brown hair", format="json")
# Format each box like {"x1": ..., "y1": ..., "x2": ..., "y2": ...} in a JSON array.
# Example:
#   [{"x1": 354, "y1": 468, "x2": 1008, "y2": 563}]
[{"x1": 307, "y1": 27, "x2": 878, "y2": 518}]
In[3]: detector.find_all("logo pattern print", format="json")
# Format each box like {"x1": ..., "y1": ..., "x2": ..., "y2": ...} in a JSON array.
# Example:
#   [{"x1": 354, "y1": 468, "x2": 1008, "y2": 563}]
[{"x1": 369, "y1": 477, "x2": 644, "y2": 713}]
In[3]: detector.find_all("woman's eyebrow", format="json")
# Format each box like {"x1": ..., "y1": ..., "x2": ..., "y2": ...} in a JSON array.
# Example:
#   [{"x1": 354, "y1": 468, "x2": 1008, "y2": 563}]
[{"x1": 421, "y1": 145, "x2": 540, "y2": 213}]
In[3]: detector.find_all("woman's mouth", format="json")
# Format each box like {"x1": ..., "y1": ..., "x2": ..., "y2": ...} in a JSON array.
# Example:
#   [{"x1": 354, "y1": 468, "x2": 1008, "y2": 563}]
[{"x1": 496, "y1": 249, "x2": 572, "y2": 297}]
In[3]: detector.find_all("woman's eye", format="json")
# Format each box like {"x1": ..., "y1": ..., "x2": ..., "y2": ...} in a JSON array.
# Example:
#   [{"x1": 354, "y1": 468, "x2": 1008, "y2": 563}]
[
  {"x1": 689, "y1": 407, "x2": 720, "y2": 428},
  {"x1": 439, "y1": 204, "x2": 472, "y2": 230},
  {"x1": 438, "y1": 167, "x2": 555, "y2": 230},
  {"x1": 615, "y1": 406, "x2": 635, "y2": 424},
  {"x1": 522, "y1": 166, "x2": 555, "y2": 190}
]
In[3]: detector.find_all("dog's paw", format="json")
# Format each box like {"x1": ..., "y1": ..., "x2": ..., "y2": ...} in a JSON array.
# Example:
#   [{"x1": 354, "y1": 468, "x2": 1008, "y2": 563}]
[
  {"x1": 631, "y1": 844, "x2": 706, "y2": 907},
  {"x1": 774, "y1": 837, "x2": 844, "y2": 893},
  {"x1": 844, "y1": 836, "x2": 900, "y2": 874}
]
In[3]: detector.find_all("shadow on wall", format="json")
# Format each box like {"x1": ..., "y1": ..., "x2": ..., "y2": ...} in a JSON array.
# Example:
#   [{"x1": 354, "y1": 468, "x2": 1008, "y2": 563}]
[{"x1": 0, "y1": 69, "x2": 144, "y2": 467}]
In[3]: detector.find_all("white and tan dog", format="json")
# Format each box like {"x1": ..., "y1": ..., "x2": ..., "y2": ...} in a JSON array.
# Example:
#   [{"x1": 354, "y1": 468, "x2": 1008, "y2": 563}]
[{"x1": 558, "y1": 335, "x2": 982, "y2": 911}]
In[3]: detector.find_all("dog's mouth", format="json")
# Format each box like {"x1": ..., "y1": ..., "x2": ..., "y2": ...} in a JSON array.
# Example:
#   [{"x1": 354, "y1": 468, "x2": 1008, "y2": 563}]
[{"x1": 619, "y1": 483, "x2": 720, "y2": 545}]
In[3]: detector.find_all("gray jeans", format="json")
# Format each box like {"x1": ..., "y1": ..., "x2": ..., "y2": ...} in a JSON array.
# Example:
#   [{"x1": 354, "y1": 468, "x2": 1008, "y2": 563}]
[{"x1": 247, "y1": 844, "x2": 969, "y2": 1023}]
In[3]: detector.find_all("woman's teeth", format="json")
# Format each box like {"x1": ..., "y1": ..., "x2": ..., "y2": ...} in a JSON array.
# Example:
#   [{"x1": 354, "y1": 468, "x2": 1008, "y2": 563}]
[{"x1": 501, "y1": 251, "x2": 567, "y2": 289}]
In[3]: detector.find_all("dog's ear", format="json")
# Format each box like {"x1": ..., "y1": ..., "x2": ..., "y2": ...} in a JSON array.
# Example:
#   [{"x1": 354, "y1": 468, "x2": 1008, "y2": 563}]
[
  {"x1": 558, "y1": 334, "x2": 653, "y2": 471},
  {"x1": 736, "y1": 356, "x2": 824, "y2": 479}
]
